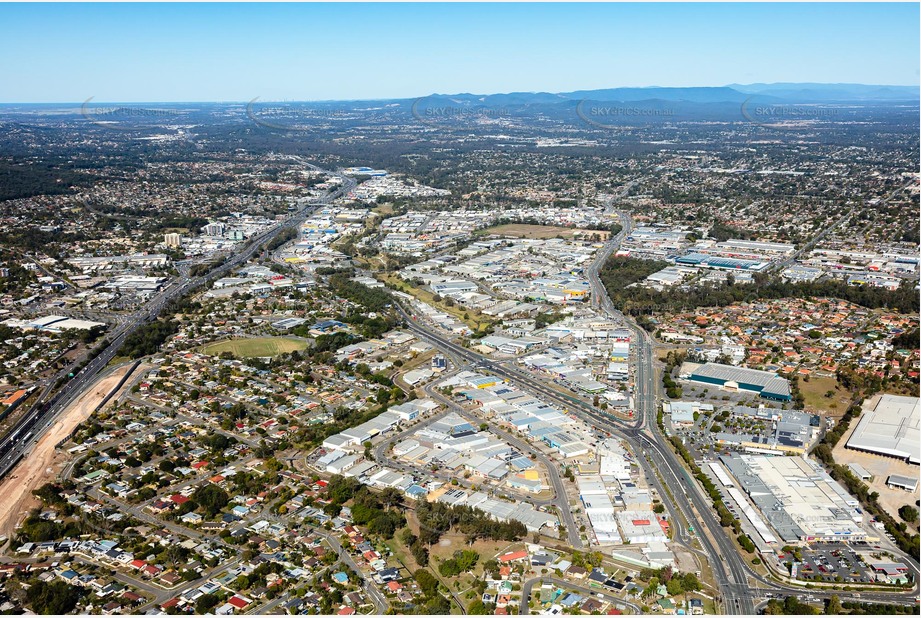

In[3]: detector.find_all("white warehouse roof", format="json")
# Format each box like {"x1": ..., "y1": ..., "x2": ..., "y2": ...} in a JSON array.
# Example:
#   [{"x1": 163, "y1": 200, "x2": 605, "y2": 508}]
[{"x1": 846, "y1": 394, "x2": 920, "y2": 464}]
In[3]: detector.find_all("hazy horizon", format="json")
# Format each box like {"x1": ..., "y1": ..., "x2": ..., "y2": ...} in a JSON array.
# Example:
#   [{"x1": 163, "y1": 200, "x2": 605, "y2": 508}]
[
  {"x1": 1, "y1": 81, "x2": 919, "y2": 106},
  {"x1": 0, "y1": 3, "x2": 918, "y2": 103}
]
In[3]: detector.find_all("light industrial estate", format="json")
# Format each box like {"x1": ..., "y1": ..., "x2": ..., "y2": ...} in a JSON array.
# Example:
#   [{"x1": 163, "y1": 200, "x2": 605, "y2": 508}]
[{"x1": 0, "y1": 70, "x2": 918, "y2": 617}]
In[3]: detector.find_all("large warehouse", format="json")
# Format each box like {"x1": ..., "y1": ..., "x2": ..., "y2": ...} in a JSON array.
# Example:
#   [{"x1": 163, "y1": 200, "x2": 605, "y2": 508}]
[
  {"x1": 721, "y1": 454, "x2": 864, "y2": 543},
  {"x1": 846, "y1": 394, "x2": 920, "y2": 465},
  {"x1": 2, "y1": 315, "x2": 107, "y2": 333},
  {"x1": 674, "y1": 252, "x2": 771, "y2": 272},
  {"x1": 684, "y1": 362, "x2": 792, "y2": 400},
  {"x1": 578, "y1": 476, "x2": 623, "y2": 544}
]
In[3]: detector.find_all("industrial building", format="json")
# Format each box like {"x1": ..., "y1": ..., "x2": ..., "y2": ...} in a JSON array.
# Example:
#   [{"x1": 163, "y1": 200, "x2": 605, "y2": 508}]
[
  {"x1": 389, "y1": 409, "x2": 539, "y2": 491},
  {"x1": 674, "y1": 252, "x2": 770, "y2": 272},
  {"x1": 712, "y1": 407, "x2": 817, "y2": 455},
  {"x1": 846, "y1": 394, "x2": 920, "y2": 465},
  {"x1": 272, "y1": 317, "x2": 307, "y2": 331},
  {"x1": 616, "y1": 511, "x2": 668, "y2": 544},
  {"x1": 578, "y1": 476, "x2": 623, "y2": 544},
  {"x1": 2, "y1": 315, "x2": 106, "y2": 333},
  {"x1": 434, "y1": 489, "x2": 557, "y2": 532},
  {"x1": 574, "y1": 439, "x2": 652, "y2": 547},
  {"x1": 886, "y1": 475, "x2": 919, "y2": 492},
  {"x1": 66, "y1": 253, "x2": 169, "y2": 272},
  {"x1": 847, "y1": 463, "x2": 872, "y2": 481},
  {"x1": 103, "y1": 275, "x2": 168, "y2": 295},
  {"x1": 683, "y1": 362, "x2": 792, "y2": 400},
  {"x1": 720, "y1": 454, "x2": 864, "y2": 543},
  {"x1": 644, "y1": 265, "x2": 697, "y2": 288},
  {"x1": 663, "y1": 401, "x2": 713, "y2": 425},
  {"x1": 322, "y1": 409, "x2": 406, "y2": 450},
  {"x1": 713, "y1": 239, "x2": 795, "y2": 256},
  {"x1": 781, "y1": 265, "x2": 823, "y2": 282},
  {"x1": 455, "y1": 372, "x2": 590, "y2": 461}
]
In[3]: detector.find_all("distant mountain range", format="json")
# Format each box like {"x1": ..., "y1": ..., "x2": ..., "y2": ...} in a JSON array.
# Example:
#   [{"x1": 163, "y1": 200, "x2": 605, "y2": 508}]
[
  {"x1": 1, "y1": 83, "x2": 916, "y2": 110},
  {"x1": 728, "y1": 82, "x2": 921, "y2": 102},
  {"x1": 410, "y1": 83, "x2": 919, "y2": 107}
]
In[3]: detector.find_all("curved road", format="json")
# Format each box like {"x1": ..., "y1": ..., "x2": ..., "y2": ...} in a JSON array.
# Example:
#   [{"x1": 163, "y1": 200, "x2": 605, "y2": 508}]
[
  {"x1": 391, "y1": 193, "x2": 918, "y2": 613},
  {"x1": 519, "y1": 576, "x2": 642, "y2": 615}
]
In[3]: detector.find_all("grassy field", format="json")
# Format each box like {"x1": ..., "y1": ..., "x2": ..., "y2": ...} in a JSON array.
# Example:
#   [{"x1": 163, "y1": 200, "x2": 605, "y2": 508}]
[
  {"x1": 483, "y1": 223, "x2": 610, "y2": 240},
  {"x1": 199, "y1": 336, "x2": 308, "y2": 358},
  {"x1": 798, "y1": 374, "x2": 850, "y2": 416},
  {"x1": 378, "y1": 273, "x2": 493, "y2": 334},
  {"x1": 426, "y1": 525, "x2": 523, "y2": 613}
]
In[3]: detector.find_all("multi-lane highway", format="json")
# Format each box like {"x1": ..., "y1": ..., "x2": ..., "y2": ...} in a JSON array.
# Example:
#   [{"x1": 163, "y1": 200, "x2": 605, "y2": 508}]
[
  {"x1": 0, "y1": 165, "x2": 355, "y2": 482},
  {"x1": 4, "y1": 170, "x2": 916, "y2": 613},
  {"x1": 394, "y1": 301, "x2": 765, "y2": 609},
  {"x1": 383, "y1": 188, "x2": 759, "y2": 607},
  {"x1": 577, "y1": 206, "x2": 757, "y2": 612},
  {"x1": 391, "y1": 187, "x2": 919, "y2": 613}
]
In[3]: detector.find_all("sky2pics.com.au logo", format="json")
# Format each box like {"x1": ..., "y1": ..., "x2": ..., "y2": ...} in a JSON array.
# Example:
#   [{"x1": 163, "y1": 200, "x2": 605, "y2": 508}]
[
  {"x1": 576, "y1": 100, "x2": 677, "y2": 130},
  {"x1": 740, "y1": 96, "x2": 841, "y2": 128},
  {"x1": 411, "y1": 97, "x2": 511, "y2": 126},
  {"x1": 81, "y1": 97, "x2": 184, "y2": 130}
]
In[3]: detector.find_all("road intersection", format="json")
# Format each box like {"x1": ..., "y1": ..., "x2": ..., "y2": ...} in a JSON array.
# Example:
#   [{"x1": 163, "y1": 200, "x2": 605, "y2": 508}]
[{"x1": 391, "y1": 190, "x2": 918, "y2": 614}]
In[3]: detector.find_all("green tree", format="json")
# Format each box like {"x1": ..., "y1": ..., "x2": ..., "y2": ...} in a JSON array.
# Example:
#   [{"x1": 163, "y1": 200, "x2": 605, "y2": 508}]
[
  {"x1": 26, "y1": 580, "x2": 82, "y2": 614},
  {"x1": 415, "y1": 569, "x2": 440, "y2": 598},
  {"x1": 680, "y1": 572, "x2": 701, "y2": 592},
  {"x1": 195, "y1": 593, "x2": 219, "y2": 614},
  {"x1": 898, "y1": 505, "x2": 918, "y2": 523},
  {"x1": 193, "y1": 484, "x2": 230, "y2": 517}
]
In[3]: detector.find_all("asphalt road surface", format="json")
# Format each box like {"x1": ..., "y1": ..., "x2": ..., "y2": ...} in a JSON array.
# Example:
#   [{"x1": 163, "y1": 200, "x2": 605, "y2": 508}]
[
  {"x1": 518, "y1": 576, "x2": 642, "y2": 615},
  {"x1": 393, "y1": 198, "x2": 919, "y2": 613}
]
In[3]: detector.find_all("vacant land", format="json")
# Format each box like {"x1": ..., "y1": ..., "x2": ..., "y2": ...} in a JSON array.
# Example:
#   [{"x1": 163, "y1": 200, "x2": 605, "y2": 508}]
[
  {"x1": 484, "y1": 223, "x2": 610, "y2": 240},
  {"x1": 199, "y1": 336, "x2": 308, "y2": 358},
  {"x1": 0, "y1": 362, "x2": 137, "y2": 541},
  {"x1": 372, "y1": 203, "x2": 394, "y2": 216},
  {"x1": 378, "y1": 273, "x2": 493, "y2": 333},
  {"x1": 799, "y1": 374, "x2": 851, "y2": 416}
]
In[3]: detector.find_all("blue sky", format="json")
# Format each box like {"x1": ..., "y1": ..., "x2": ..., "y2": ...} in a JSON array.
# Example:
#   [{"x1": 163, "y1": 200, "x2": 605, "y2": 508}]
[{"x1": 0, "y1": 3, "x2": 917, "y2": 102}]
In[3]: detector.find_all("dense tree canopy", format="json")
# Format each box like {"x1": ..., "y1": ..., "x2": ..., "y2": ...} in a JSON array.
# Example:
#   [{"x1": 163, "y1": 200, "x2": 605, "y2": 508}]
[
  {"x1": 25, "y1": 579, "x2": 83, "y2": 615},
  {"x1": 193, "y1": 484, "x2": 230, "y2": 518},
  {"x1": 600, "y1": 257, "x2": 920, "y2": 316},
  {"x1": 416, "y1": 500, "x2": 527, "y2": 545},
  {"x1": 119, "y1": 319, "x2": 179, "y2": 359}
]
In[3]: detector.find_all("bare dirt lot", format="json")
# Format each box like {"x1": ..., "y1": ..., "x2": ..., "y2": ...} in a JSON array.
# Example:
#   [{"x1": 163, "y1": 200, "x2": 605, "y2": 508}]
[
  {"x1": 0, "y1": 362, "x2": 137, "y2": 541},
  {"x1": 484, "y1": 224, "x2": 611, "y2": 240}
]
